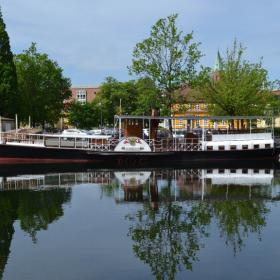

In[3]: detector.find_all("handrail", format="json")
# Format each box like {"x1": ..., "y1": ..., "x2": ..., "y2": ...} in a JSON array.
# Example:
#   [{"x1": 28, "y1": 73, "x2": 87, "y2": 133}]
[{"x1": 1, "y1": 132, "x2": 276, "y2": 152}]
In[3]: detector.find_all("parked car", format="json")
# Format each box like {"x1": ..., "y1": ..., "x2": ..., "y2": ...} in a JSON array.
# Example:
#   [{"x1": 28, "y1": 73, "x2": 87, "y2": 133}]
[{"x1": 62, "y1": 129, "x2": 88, "y2": 136}]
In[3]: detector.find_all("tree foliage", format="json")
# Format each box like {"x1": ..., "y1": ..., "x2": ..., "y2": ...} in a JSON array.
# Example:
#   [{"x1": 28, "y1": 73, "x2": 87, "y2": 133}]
[
  {"x1": 68, "y1": 101, "x2": 99, "y2": 129},
  {"x1": 129, "y1": 14, "x2": 202, "y2": 115},
  {"x1": 0, "y1": 188, "x2": 71, "y2": 277},
  {"x1": 94, "y1": 77, "x2": 159, "y2": 125},
  {"x1": 197, "y1": 40, "x2": 278, "y2": 116},
  {"x1": 0, "y1": 8, "x2": 18, "y2": 117},
  {"x1": 14, "y1": 43, "x2": 71, "y2": 126},
  {"x1": 126, "y1": 179, "x2": 270, "y2": 279}
]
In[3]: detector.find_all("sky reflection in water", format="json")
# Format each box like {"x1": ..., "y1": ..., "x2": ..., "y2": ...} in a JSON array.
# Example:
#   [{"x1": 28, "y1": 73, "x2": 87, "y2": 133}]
[{"x1": 0, "y1": 167, "x2": 280, "y2": 280}]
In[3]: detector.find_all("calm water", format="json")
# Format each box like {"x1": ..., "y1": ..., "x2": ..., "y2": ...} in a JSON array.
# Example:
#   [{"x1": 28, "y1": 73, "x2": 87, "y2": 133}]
[{"x1": 1, "y1": 166, "x2": 280, "y2": 280}]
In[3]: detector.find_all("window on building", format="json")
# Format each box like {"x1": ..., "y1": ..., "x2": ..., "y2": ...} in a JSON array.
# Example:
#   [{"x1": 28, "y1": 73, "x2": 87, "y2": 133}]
[
  {"x1": 254, "y1": 144, "x2": 260, "y2": 149},
  {"x1": 77, "y1": 90, "x2": 87, "y2": 103},
  {"x1": 230, "y1": 145, "x2": 237, "y2": 150},
  {"x1": 195, "y1": 104, "x2": 200, "y2": 111},
  {"x1": 207, "y1": 146, "x2": 213, "y2": 151},
  {"x1": 242, "y1": 145, "x2": 248, "y2": 150},
  {"x1": 265, "y1": 144, "x2": 271, "y2": 148},
  {"x1": 218, "y1": 145, "x2": 225, "y2": 150}
]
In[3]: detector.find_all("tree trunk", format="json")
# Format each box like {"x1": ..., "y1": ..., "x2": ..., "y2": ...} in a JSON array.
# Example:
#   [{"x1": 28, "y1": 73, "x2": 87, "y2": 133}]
[{"x1": 168, "y1": 119, "x2": 173, "y2": 137}]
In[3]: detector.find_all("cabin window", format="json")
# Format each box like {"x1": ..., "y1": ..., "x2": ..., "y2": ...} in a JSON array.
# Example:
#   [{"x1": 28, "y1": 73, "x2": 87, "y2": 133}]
[
  {"x1": 207, "y1": 169, "x2": 212, "y2": 174},
  {"x1": 242, "y1": 169, "x2": 248, "y2": 174},
  {"x1": 254, "y1": 144, "x2": 260, "y2": 149},
  {"x1": 265, "y1": 169, "x2": 270, "y2": 174},
  {"x1": 230, "y1": 169, "x2": 236, "y2": 173},
  {"x1": 242, "y1": 145, "x2": 248, "y2": 150},
  {"x1": 230, "y1": 145, "x2": 237, "y2": 150},
  {"x1": 218, "y1": 169, "x2": 225, "y2": 174},
  {"x1": 265, "y1": 144, "x2": 271, "y2": 148},
  {"x1": 253, "y1": 169, "x2": 259, "y2": 174},
  {"x1": 207, "y1": 146, "x2": 213, "y2": 151},
  {"x1": 218, "y1": 145, "x2": 225, "y2": 150}
]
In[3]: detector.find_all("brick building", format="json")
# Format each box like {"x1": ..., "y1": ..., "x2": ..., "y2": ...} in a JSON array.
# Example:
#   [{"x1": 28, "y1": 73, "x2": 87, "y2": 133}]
[{"x1": 70, "y1": 86, "x2": 100, "y2": 104}]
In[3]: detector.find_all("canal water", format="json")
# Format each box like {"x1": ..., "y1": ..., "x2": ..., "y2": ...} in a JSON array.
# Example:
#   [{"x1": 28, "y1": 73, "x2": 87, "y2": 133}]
[{"x1": 0, "y1": 166, "x2": 280, "y2": 279}]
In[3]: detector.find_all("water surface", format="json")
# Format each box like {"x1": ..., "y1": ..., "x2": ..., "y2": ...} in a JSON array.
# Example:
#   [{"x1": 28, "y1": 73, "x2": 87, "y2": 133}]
[{"x1": 1, "y1": 167, "x2": 280, "y2": 279}]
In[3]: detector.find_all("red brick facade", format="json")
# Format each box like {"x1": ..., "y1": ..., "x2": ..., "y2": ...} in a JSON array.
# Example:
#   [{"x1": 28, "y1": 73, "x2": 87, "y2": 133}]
[{"x1": 70, "y1": 86, "x2": 100, "y2": 103}]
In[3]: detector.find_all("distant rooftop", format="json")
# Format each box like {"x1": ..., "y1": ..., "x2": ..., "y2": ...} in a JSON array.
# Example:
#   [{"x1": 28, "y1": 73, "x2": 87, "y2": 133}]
[{"x1": 71, "y1": 85, "x2": 100, "y2": 89}]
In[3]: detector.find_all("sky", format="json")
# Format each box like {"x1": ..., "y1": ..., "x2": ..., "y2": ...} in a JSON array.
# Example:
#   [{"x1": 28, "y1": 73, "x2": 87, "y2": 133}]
[{"x1": 2, "y1": 0, "x2": 280, "y2": 86}]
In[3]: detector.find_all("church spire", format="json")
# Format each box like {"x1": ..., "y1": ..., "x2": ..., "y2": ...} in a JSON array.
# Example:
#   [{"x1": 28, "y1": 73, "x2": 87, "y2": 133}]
[
  {"x1": 213, "y1": 51, "x2": 222, "y2": 81},
  {"x1": 213, "y1": 50, "x2": 222, "y2": 71}
]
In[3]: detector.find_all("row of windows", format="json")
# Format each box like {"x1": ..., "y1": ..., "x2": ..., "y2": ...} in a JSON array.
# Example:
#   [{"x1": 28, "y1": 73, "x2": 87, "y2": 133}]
[
  {"x1": 206, "y1": 169, "x2": 271, "y2": 174},
  {"x1": 77, "y1": 90, "x2": 87, "y2": 100},
  {"x1": 207, "y1": 144, "x2": 271, "y2": 151}
]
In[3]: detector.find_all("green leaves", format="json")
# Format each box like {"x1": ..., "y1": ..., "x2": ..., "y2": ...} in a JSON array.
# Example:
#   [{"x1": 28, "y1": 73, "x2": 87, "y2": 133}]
[
  {"x1": 14, "y1": 43, "x2": 71, "y2": 126},
  {"x1": 129, "y1": 14, "x2": 202, "y2": 116},
  {"x1": 68, "y1": 102, "x2": 99, "y2": 129},
  {"x1": 94, "y1": 77, "x2": 159, "y2": 125},
  {"x1": 0, "y1": 9, "x2": 18, "y2": 117},
  {"x1": 197, "y1": 40, "x2": 278, "y2": 116}
]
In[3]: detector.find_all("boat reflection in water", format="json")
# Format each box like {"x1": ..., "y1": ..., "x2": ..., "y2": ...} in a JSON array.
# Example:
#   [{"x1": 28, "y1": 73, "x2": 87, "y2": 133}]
[{"x1": 0, "y1": 168, "x2": 280, "y2": 279}]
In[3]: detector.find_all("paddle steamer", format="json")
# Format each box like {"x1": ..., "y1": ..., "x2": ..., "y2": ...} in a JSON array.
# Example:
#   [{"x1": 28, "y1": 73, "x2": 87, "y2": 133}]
[{"x1": 0, "y1": 115, "x2": 279, "y2": 167}]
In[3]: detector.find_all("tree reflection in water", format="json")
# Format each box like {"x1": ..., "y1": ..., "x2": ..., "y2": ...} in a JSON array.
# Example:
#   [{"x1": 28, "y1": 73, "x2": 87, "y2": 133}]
[
  {"x1": 124, "y1": 171, "x2": 272, "y2": 280},
  {"x1": 0, "y1": 168, "x2": 276, "y2": 280},
  {"x1": 127, "y1": 201, "x2": 212, "y2": 279},
  {"x1": 0, "y1": 188, "x2": 71, "y2": 278}
]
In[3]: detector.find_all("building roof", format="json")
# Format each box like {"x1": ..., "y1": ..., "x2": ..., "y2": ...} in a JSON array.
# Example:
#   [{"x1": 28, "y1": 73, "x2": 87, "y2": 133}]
[{"x1": 71, "y1": 85, "x2": 100, "y2": 89}]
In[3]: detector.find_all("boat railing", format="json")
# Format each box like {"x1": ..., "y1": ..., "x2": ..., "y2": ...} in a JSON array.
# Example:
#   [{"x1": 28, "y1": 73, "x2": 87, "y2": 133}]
[
  {"x1": 2, "y1": 131, "x2": 275, "y2": 152},
  {"x1": 153, "y1": 138, "x2": 202, "y2": 152},
  {"x1": 1, "y1": 132, "x2": 204, "y2": 152},
  {"x1": 2, "y1": 132, "x2": 45, "y2": 145}
]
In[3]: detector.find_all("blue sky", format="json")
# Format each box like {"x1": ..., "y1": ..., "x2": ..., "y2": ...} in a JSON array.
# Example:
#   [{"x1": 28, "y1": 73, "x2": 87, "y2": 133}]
[{"x1": 2, "y1": 0, "x2": 280, "y2": 86}]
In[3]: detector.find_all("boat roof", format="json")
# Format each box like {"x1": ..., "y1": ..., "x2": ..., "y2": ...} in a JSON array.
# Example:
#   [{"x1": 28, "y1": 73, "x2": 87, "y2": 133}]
[{"x1": 114, "y1": 115, "x2": 272, "y2": 121}]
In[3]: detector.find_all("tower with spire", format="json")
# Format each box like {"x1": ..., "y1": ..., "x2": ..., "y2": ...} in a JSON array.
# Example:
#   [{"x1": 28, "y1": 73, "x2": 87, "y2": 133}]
[{"x1": 213, "y1": 51, "x2": 222, "y2": 81}]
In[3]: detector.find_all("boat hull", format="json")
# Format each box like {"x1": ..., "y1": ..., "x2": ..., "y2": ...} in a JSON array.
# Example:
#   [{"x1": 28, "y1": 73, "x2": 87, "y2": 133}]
[{"x1": 0, "y1": 144, "x2": 279, "y2": 168}]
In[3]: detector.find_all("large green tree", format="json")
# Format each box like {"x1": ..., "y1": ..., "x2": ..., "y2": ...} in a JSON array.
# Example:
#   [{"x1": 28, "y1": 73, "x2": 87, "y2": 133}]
[
  {"x1": 14, "y1": 43, "x2": 71, "y2": 126},
  {"x1": 94, "y1": 77, "x2": 137, "y2": 125},
  {"x1": 0, "y1": 8, "x2": 18, "y2": 117},
  {"x1": 68, "y1": 101, "x2": 99, "y2": 129},
  {"x1": 94, "y1": 77, "x2": 159, "y2": 125},
  {"x1": 129, "y1": 14, "x2": 202, "y2": 117},
  {"x1": 197, "y1": 40, "x2": 278, "y2": 116}
]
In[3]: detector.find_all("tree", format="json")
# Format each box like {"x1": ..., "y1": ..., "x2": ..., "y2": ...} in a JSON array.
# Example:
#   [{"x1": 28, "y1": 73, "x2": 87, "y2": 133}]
[
  {"x1": 14, "y1": 43, "x2": 71, "y2": 126},
  {"x1": 197, "y1": 40, "x2": 277, "y2": 116},
  {"x1": 127, "y1": 198, "x2": 212, "y2": 279},
  {"x1": 129, "y1": 14, "x2": 202, "y2": 122},
  {"x1": 0, "y1": 8, "x2": 18, "y2": 117},
  {"x1": 134, "y1": 77, "x2": 160, "y2": 115},
  {"x1": 95, "y1": 77, "x2": 138, "y2": 125},
  {"x1": 68, "y1": 101, "x2": 99, "y2": 129}
]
